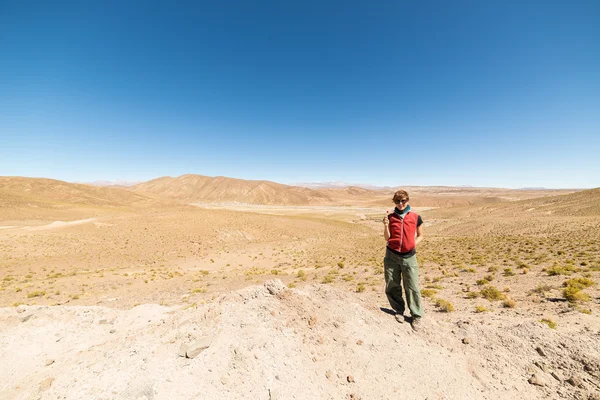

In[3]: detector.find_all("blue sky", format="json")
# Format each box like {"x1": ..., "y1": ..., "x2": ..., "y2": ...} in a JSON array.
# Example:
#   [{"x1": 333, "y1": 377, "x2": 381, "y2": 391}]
[{"x1": 1, "y1": 1, "x2": 599, "y2": 188}]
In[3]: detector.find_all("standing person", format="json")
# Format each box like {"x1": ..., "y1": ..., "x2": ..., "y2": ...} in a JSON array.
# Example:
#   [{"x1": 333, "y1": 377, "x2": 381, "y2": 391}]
[{"x1": 382, "y1": 190, "x2": 424, "y2": 331}]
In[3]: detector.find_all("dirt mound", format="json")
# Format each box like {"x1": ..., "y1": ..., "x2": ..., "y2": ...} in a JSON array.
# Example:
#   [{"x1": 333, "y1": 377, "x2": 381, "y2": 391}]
[{"x1": 2, "y1": 281, "x2": 597, "y2": 399}]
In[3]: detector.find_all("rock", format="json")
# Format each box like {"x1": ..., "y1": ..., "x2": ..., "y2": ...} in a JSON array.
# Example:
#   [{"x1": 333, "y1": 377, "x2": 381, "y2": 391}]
[
  {"x1": 462, "y1": 338, "x2": 471, "y2": 345},
  {"x1": 220, "y1": 375, "x2": 229, "y2": 385},
  {"x1": 528, "y1": 373, "x2": 546, "y2": 386},
  {"x1": 264, "y1": 279, "x2": 286, "y2": 295},
  {"x1": 356, "y1": 339, "x2": 363, "y2": 345},
  {"x1": 178, "y1": 343, "x2": 188, "y2": 357},
  {"x1": 551, "y1": 371, "x2": 561, "y2": 381},
  {"x1": 269, "y1": 388, "x2": 279, "y2": 400},
  {"x1": 535, "y1": 346, "x2": 547, "y2": 357},
  {"x1": 535, "y1": 361, "x2": 548, "y2": 372},
  {"x1": 21, "y1": 314, "x2": 33, "y2": 323},
  {"x1": 39, "y1": 377, "x2": 55, "y2": 391},
  {"x1": 589, "y1": 393, "x2": 600, "y2": 400},
  {"x1": 186, "y1": 336, "x2": 213, "y2": 358},
  {"x1": 566, "y1": 376, "x2": 583, "y2": 387},
  {"x1": 99, "y1": 319, "x2": 109, "y2": 324},
  {"x1": 109, "y1": 329, "x2": 116, "y2": 334},
  {"x1": 45, "y1": 359, "x2": 55, "y2": 367},
  {"x1": 584, "y1": 362, "x2": 596, "y2": 372},
  {"x1": 347, "y1": 375, "x2": 355, "y2": 383},
  {"x1": 325, "y1": 370, "x2": 332, "y2": 380},
  {"x1": 16, "y1": 306, "x2": 26, "y2": 314}
]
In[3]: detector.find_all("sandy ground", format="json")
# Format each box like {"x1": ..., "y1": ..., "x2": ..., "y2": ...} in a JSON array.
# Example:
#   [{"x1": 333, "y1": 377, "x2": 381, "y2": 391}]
[
  {"x1": 191, "y1": 203, "x2": 435, "y2": 217},
  {"x1": 1, "y1": 193, "x2": 599, "y2": 399},
  {"x1": 2, "y1": 281, "x2": 599, "y2": 400}
]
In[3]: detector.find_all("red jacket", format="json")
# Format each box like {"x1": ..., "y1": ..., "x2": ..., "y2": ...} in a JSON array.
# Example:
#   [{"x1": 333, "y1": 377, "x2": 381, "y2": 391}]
[{"x1": 387, "y1": 211, "x2": 419, "y2": 253}]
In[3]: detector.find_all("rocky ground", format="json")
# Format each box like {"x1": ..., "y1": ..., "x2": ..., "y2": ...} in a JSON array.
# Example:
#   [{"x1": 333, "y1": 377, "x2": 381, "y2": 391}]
[{"x1": 1, "y1": 280, "x2": 599, "y2": 400}]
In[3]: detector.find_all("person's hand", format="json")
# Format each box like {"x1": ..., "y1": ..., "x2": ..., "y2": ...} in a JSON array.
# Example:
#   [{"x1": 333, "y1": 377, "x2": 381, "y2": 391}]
[{"x1": 383, "y1": 211, "x2": 389, "y2": 227}]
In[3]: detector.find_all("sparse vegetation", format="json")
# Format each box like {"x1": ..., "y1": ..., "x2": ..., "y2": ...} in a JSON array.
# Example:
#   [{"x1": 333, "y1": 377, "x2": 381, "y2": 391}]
[
  {"x1": 502, "y1": 298, "x2": 516, "y2": 308},
  {"x1": 480, "y1": 286, "x2": 504, "y2": 301},
  {"x1": 434, "y1": 298, "x2": 455, "y2": 312},
  {"x1": 421, "y1": 289, "x2": 437, "y2": 298},
  {"x1": 562, "y1": 277, "x2": 596, "y2": 303},
  {"x1": 540, "y1": 318, "x2": 557, "y2": 329}
]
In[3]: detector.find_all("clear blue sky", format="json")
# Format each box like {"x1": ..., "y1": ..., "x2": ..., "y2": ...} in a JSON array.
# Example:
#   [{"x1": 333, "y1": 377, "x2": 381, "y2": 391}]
[{"x1": 1, "y1": 1, "x2": 599, "y2": 188}]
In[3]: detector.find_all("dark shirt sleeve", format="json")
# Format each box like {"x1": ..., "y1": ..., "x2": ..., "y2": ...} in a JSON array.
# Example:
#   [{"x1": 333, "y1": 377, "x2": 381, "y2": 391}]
[{"x1": 417, "y1": 215, "x2": 423, "y2": 227}]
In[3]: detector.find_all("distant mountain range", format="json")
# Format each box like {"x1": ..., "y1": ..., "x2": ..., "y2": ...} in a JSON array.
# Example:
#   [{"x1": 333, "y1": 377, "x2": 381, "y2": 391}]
[
  {"x1": 0, "y1": 174, "x2": 588, "y2": 211},
  {"x1": 292, "y1": 181, "x2": 393, "y2": 190},
  {"x1": 87, "y1": 180, "x2": 142, "y2": 187}
]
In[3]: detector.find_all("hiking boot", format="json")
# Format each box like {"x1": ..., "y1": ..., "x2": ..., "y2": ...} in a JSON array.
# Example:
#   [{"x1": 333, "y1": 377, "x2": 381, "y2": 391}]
[
  {"x1": 411, "y1": 317, "x2": 422, "y2": 331},
  {"x1": 394, "y1": 312, "x2": 405, "y2": 323}
]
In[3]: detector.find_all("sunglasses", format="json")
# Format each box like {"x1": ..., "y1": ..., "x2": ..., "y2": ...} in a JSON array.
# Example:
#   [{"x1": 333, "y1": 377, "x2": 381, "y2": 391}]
[{"x1": 394, "y1": 198, "x2": 408, "y2": 204}]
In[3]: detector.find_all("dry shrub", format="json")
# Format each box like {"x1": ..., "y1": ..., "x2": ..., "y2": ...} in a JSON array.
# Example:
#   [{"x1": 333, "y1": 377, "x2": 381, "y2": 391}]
[
  {"x1": 421, "y1": 289, "x2": 437, "y2": 298},
  {"x1": 562, "y1": 277, "x2": 596, "y2": 303},
  {"x1": 563, "y1": 287, "x2": 590, "y2": 303},
  {"x1": 297, "y1": 270, "x2": 307, "y2": 281},
  {"x1": 434, "y1": 298, "x2": 455, "y2": 312},
  {"x1": 502, "y1": 298, "x2": 516, "y2": 308},
  {"x1": 540, "y1": 318, "x2": 557, "y2": 329},
  {"x1": 546, "y1": 265, "x2": 576, "y2": 276},
  {"x1": 480, "y1": 285, "x2": 505, "y2": 301},
  {"x1": 530, "y1": 283, "x2": 552, "y2": 296},
  {"x1": 563, "y1": 277, "x2": 596, "y2": 290}
]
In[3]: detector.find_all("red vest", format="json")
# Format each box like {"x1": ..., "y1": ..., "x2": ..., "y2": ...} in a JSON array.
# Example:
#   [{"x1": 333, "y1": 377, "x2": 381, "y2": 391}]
[{"x1": 387, "y1": 212, "x2": 419, "y2": 253}]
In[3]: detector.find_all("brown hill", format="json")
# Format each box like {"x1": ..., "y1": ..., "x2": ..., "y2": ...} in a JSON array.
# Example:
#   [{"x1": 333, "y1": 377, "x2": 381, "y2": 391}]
[
  {"x1": 513, "y1": 187, "x2": 600, "y2": 216},
  {"x1": 423, "y1": 187, "x2": 599, "y2": 219},
  {"x1": 0, "y1": 177, "x2": 173, "y2": 220},
  {"x1": 131, "y1": 174, "x2": 333, "y2": 205}
]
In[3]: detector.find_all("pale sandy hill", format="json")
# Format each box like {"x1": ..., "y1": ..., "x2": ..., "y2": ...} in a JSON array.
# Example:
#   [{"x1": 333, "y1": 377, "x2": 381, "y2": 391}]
[
  {"x1": 132, "y1": 174, "x2": 332, "y2": 205},
  {"x1": 130, "y1": 174, "x2": 575, "y2": 208},
  {"x1": 424, "y1": 187, "x2": 600, "y2": 219},
  {"x1": 0, "y1": 177, "x2": 176, "y2": 220},
  {"x1": 519, "y1": 187, "x2": 600, "y2": 216},
  {"x1": 2, "y1": 280, "x2": 595, "y2": 400},
  {"x1": 320, "y1": 186, "x2": 575, "y2": 208}
]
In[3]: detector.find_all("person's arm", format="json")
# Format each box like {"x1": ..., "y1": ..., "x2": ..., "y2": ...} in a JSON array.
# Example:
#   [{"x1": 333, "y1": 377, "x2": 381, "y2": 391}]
[
  {"x1": 415, "y1": 224, "x2": 424, "y2": 246},
  {"x1": 383, "y1": 214, "x2": 390, "y2": 241}
]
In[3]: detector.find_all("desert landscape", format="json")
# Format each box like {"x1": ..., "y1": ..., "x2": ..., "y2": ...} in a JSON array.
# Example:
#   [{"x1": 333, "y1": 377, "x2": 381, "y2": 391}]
[{"x1": 0, "y1": 175, "x2": 598, "y2": 400}]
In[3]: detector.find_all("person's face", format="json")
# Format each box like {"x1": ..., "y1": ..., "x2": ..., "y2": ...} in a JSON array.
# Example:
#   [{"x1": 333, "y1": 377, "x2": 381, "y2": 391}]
[{"x1": 394, "y1": 197, "x2": 409, "y2": 208}]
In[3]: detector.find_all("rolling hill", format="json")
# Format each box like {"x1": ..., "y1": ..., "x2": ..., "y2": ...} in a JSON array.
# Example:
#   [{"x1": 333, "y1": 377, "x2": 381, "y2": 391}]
[
  {"x1": 0, "y1": 177, "x2": 175, "y2": 220},
  {"x1": 423, "y1": 187, "x2": 600, "y2": 219},
  {"x1": 131, "y1": 174, "x2": 333, "y2": 205}
]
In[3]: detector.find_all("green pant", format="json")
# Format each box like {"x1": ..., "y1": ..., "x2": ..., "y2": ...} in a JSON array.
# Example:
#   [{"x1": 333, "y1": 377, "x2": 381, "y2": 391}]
[{"x1": 384, "y1": 249, "x2": 423, "y2": 318}]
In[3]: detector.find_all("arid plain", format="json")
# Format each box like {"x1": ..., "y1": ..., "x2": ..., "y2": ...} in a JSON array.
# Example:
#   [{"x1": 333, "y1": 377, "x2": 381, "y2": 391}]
[{"x1": 1, "y1": 175, "x2": 599, "y2": 400}]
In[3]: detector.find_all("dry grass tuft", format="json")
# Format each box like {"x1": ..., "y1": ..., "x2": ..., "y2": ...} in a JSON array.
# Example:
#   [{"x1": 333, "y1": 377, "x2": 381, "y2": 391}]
[
  {"x1": 434, "y1": 298, "x2": 455, "y2": 312},
  {"x1": 480, "y1": 286, "x2": 505, "y2": 301},
  {"x1": 540, "y1": 318, "x2": 557, "y2": 329}
]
